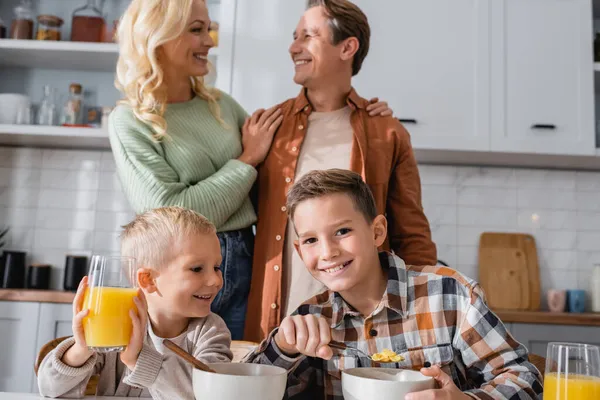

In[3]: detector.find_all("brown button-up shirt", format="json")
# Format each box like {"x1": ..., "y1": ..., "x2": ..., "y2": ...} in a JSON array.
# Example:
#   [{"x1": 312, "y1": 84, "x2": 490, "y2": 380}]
[{"x1": 244, "y1": 88, "x2": 437, "y2": 342}]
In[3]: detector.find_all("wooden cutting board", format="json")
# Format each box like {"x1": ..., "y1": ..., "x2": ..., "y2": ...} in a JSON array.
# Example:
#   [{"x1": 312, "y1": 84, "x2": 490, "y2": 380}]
[{"x1": 478, "y1": 232, "x2": 541, "y2": 311}]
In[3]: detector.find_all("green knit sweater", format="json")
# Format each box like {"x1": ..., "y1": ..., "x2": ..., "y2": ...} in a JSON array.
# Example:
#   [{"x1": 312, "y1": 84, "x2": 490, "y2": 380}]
[{"x1": 108, "y1": 92, "x2": 257, "y2": 232}]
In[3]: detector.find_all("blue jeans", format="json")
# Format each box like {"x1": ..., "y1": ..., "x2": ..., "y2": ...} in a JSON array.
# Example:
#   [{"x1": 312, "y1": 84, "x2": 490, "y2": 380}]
[{"x1": 211, "y1": 227, "x2": 254, "y2": 340}]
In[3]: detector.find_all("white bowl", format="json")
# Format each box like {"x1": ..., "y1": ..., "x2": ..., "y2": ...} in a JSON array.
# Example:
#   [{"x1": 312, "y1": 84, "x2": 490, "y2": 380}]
[
  {"x1": 0, "y1": 94, "x2": 30, "y2": 124},
  {"x1": 193, "y1": 363, "x2": 287, "y2": 400},
  {"x1": 342, "y1": 368, "x2": 436, "y2": 400}
]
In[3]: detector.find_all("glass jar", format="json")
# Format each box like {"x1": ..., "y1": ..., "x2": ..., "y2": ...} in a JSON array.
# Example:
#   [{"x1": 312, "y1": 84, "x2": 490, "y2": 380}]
[
  {"x1": 10, "y1": 0, "x2": 34, "y2": 40},
  {"x1": 37, "y1": 85, "x2": 58, "y2": 126},
  {"x1": 36, "y1": 15, "x2": 63, "y2": 41},
  {"x1": 61, "y1": 83, "x2": 84, "y2": 126},
  {"x1": 71, "y1": 0, "x2": 105, "y2": 42}
]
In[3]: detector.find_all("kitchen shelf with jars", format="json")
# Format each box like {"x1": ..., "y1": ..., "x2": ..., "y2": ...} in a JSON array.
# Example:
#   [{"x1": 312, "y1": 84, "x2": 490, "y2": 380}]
[{"x1": 0, "y1": 0, "x2": 231, "y2": 150}]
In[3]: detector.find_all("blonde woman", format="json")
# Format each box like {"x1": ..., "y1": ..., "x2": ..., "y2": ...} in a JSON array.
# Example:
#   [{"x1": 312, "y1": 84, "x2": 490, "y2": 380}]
[{"x1": 109, "y1": 0, "x2": 391, "y2": 340}]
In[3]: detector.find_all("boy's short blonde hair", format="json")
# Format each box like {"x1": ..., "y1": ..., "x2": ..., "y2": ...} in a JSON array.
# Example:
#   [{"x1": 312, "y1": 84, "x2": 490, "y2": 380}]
[{"x1": 120, "y1": 206, "x2": 216, "y2": 269}]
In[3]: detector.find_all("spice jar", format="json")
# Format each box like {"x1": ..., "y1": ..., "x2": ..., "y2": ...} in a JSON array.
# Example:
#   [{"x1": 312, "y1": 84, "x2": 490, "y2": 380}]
[
  {"x1": 61, "y1": 83, "x2": 84, "y2": 126},
  {"x1": 10, "y1": 0, "x2": 34, "y2": 40},
  {"x1": 71, "y1": 0, "x2": 105, "y2": 42},
  {"x1": 36, "y1": 15, "x2": 64, "y2": 41}
]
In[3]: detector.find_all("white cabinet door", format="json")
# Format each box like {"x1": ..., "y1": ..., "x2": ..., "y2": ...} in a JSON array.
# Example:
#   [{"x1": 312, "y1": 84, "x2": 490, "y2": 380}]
[
  {"x1": 30, "y1": 303, "x2": 73, "y2": 393},
  {"x1": 491, "y1": 0, "x2": 595, "y2": 155},
  {"x1": 231, "y1": 0, "x2": 307, "y2": 113},
  {"x1": 0, "y1": 301, "x2": 40, "y2": 393},
  {"x1": 511, "y1": 323, "x2": 600, "y2": 357},
  {"x1": 212, "y1": 0, "x2": 238, "y2": 94},
  {"x1": 352, "y1": 0, "x2": 491, "y2": 151}
]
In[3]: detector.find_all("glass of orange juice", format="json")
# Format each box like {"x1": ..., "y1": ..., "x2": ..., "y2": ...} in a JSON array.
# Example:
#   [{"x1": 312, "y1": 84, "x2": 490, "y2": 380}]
[
  {"x1": 82, "y1": 255, "x2": 138, "y2": 352},
  {"x1": 544, "y1": 342, "x2": 600, "y2": 399}
]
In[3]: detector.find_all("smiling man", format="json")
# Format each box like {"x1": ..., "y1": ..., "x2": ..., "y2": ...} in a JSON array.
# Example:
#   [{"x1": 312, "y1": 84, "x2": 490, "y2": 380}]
[{"x1": 245, "y1": 0, "x2": 437, "y2": 342}]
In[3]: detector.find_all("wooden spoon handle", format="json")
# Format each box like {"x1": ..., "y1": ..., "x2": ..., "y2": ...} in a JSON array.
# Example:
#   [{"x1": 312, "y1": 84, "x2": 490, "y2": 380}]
[
  {"x1": 163, "y1": 339, "x2": 216, "y2": 373},
  {"x1": 329, "y1": 341, "x2": 348, "y2": 351}
]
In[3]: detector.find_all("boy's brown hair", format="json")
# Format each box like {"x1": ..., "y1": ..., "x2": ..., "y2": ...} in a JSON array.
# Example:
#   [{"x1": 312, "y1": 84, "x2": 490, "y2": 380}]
[
  {"x1": 306, "y1": 0, "x2": 370, "y2": 76},
  {"x1": 287, "y1": 169, "x2": 378, "y2": 223},
  {"x1": 120, "y1": 206, "x2": 216, "y2": 269}
]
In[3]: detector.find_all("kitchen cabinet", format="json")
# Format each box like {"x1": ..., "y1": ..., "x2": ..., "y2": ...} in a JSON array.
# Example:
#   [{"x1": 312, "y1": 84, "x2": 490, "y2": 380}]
[
  {"x1": 0, "y1": 301, "x2": 40, "y2": 393},
  {"x1": 30, "y1": 303, "x2": 73, "y2": 393},
  {"x1": 510, "y1": 323, "x2": 600, "y2": 357},
  {"x1": 490, "y1": 0, "x2": 595, "y2": 155},
  {"x1": 230, "y1": 0, "x2": 599, "y2": 166},
  {"x1": 230, "y1": 0, "x2": 306, "y2": 113},
  {"x1": 352, "y1": 0, "x2": 491, "y2": 151},
  {"x1": 231, "y1": 0, "x2": 492, "y2": 152}
]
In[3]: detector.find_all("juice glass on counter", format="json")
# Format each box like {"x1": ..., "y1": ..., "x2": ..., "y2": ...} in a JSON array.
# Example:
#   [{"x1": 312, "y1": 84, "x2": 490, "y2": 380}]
[
  {"x1": 544, "y1": 342, "x2": 600, "y2": 399},
  {"x1": 82, "y1": 255, "x2": 138, "y2": 352}
]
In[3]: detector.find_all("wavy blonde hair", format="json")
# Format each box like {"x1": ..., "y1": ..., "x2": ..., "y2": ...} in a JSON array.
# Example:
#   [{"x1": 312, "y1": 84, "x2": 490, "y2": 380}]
[{"x1": 115, "y1": 0, "x2": 223, "y2": 140}]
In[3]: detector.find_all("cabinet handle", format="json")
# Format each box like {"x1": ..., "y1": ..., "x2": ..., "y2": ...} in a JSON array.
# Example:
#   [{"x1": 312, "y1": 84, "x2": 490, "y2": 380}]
[
  {"x1": 531, "y1": 124, "x2": 556, "y2": 130},
  {"x1": 398, "y1": 118, "x2": 418, "y2": 124}
]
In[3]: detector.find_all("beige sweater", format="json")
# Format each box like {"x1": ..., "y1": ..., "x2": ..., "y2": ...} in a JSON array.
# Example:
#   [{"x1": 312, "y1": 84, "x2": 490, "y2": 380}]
[{"x1": 38, "y1": 313, "x2": 233, "y2": 399}]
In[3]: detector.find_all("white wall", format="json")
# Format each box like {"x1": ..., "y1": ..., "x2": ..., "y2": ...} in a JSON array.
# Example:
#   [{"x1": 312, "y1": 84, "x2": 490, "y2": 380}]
[{"x1": 1, "y1": 147, "x2": 599, "y2": 308}]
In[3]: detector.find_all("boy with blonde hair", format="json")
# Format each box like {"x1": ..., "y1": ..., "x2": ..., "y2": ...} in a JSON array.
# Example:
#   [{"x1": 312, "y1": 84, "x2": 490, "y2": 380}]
[
  {"x1": 247, "y1": 169, "x2": 543, "y2": 399},
  {"x1": 38, "y1": 207, "x2": 233, "y2": 399}
]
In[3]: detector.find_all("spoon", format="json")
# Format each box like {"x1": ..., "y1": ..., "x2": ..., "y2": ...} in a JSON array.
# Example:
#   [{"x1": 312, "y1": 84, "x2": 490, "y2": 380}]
[
  {"x1": 163, "y1": 339, "x2": 216, "y2": 373},
  {"x1": 329, "y1": 341, "x2": 403, "y2": 364}
]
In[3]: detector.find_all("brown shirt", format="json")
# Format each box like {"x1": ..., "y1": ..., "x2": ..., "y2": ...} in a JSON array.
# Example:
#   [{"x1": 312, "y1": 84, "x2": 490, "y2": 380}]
[{"x1": 244, "y1": 88, "x2": 437, "y2": 342}]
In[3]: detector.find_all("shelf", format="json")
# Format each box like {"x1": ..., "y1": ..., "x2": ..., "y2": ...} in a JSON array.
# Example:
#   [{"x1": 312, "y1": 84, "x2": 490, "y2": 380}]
[
  {"x1": 495, "y1": 310, "x2": 600, "y2": 327},
  {"x1": 414, "y1": 147, "x2": 600, "y2": 171},
  {"x1": 0, "y1": 124, "x2": 109, "y2": 149},
  {"x1": 0, "y1": 39, "x2": 219, "y2": 72},
  {"x1": 0, "y1": 289, "x2": 74, "y2": 304}
]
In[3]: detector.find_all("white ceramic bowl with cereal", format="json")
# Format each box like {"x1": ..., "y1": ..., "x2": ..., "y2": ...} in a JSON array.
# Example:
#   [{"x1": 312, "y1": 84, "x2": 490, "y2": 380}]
[
  {"x1": 193, "y1": 362, "x2": 287, "y2": 400},
  {"x1": 342, "y1": 368, "x2": 435, "y2": 400}
]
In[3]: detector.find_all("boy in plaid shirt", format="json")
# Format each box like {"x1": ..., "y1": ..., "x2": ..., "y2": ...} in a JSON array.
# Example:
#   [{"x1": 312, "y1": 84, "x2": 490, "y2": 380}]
[{"x1": 246, "y1": 169, "x2": 543, "y2": 399}]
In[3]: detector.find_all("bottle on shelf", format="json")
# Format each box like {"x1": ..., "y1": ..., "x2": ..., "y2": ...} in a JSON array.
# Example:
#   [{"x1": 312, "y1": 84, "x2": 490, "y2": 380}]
[
  {"x1": 71, "y1": 0, "x2": 106, "y2": 43},
  {"x1": 37, "y1": 85, "x2": 58, "y2": 126},
  {"x1": 60, "y1": 83, "x2": 84, "y2": 126},
  {"x1": 10, "y1": 0, "x2": 34, "y2": 40}
]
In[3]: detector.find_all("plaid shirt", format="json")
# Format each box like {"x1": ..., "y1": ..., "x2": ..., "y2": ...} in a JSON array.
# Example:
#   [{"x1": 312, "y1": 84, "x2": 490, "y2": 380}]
[{"x1": 246, "y1": 253, "x2": 543, "y2": 400}]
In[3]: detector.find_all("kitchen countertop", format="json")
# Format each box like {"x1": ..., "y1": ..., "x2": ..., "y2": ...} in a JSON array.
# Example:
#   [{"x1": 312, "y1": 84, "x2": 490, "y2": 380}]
[
  {"x1": 0, "y1": 289, "x2": 74, "y2": 303},
  {"x1": 495, "y1": 310, "x2": 600, "y2": 327},
  {"x1": 1, "y1": 290, "x2": 600, "y2": 327}
]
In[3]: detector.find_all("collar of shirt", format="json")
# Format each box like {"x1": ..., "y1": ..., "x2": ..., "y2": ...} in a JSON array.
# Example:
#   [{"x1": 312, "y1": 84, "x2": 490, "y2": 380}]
[
  {"x1": 292, "y1": 87, "x2": 369, "y2": 116},
  {"x1": 329, "y1": 252, "x2": 409, "y2": 328}
]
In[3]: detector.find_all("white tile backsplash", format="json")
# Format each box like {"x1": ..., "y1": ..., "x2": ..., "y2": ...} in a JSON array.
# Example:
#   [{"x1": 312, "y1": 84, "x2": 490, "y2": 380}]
[
  {"x1": 457, "y1": 186, "x2": 517, "y2": 208},
  {"x1": 40, "y1": 169, "x2": 100, "y2": 191},
  {"x1": 38, "y1": 189, "x2": 97, "y2": 210},
  {"x1": 35, "y1": 209, "x2": 96, "y2": 230},
  {"x1": 515, "y1": 169, "x2": 577, "y2": 190},
  {"x1": 41, "y1": 149, "x2": 101, "y2": 171},
  {"x1": 457, "y1": 167, "x2": 516, "y2": 188},
  {"x1": 517, "y1": 188, "x2": 578, "y2": 210},
  {"x1": 35, "y1": 229, "x2": 94, "y2": 251},
  {"x1": 0, "y1": 167, "x2": 41, "y2": 188},
  {"x1": 0, "y1": 148, "x2": 43, "y2": 168},
  {"x1": 1, "y1": 147, "x2": 599, "y2": 307}
]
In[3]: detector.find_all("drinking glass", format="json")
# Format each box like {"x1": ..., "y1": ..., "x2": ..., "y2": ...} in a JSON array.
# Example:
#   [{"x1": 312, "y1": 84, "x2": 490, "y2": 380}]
[
  {"x1": 82, "y1": 255, "x2": 138, "y2": 352},
  {"x1": 544, "y1": 342, "x2": 600, "y2": 399}
]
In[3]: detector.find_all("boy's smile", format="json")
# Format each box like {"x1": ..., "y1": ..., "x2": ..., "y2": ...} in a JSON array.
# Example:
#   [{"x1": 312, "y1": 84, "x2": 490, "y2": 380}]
[{"x1": 293, "y1": 192, "x2": 387, "y2": 309}]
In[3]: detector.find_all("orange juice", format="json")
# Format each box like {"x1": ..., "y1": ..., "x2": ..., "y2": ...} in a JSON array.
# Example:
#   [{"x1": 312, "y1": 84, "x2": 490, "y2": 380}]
[
  {"x1": 544, "y1": 373, "x2": 600, "y2": 399},
  {"x1": 82, "y1": 287, "x2": 138, "y2": 349}
]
